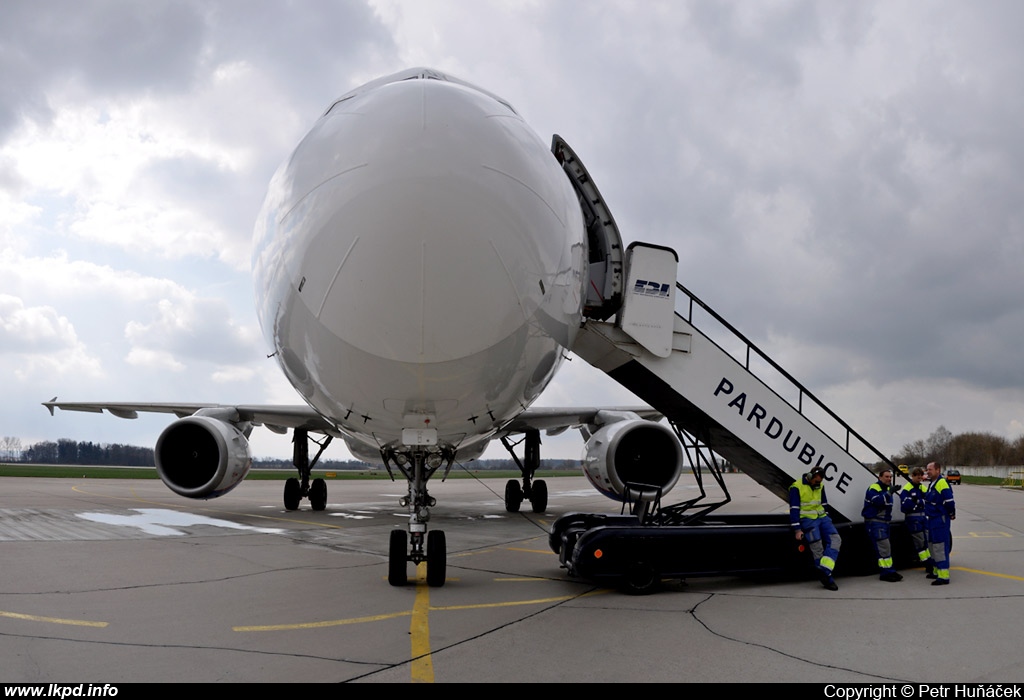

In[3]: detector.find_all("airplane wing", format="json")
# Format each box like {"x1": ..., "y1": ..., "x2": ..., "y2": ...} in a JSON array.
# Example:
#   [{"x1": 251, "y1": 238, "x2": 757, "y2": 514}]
[
  {"x1": 42, "y1": 399, "x2": 339, "y2": 435},
  {"x1": 43, "y1": 399, "x2": 659, "y2": 439},
  {"x1": 499, "y1": 406, "x2": 662, "y2": 437}
]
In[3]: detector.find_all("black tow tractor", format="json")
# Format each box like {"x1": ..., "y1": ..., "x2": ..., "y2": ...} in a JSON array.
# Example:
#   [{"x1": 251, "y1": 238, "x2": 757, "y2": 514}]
[
  {"x1": 550, "y1": 425, "x2": 900, "y2": 594},
  {"x1": 552, "y1": 505, "x2": 817, "y2": 595}
]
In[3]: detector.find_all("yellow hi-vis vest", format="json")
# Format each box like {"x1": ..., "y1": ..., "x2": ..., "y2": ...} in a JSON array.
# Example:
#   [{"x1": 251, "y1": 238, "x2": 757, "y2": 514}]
[{"x1": 793, "y1": 481, "x2": 825, "y2": 520}]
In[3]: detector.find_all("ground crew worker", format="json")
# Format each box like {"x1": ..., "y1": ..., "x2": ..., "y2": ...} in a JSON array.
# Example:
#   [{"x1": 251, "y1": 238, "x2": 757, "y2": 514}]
[
  {"x1": 789, "y1": 465, "x2": 842, "y2": 591},
  {"x1": 862, "y1": 466, "x2": 903, "y2": 582},
  {"x1": 924, "y1": 461, "x2": 956, "y2": 585},
  {"x1": 899, "y1": 466, "x2": 933, "y2": 574}
]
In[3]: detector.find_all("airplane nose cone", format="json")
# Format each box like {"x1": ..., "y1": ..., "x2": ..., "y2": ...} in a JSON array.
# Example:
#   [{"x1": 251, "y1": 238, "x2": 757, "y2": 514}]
[{"x1": 279, "y1": 78, "x2": 578, "y2": 364}]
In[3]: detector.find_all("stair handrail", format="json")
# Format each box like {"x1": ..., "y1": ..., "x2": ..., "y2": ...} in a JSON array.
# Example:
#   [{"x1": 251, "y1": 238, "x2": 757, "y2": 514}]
[{"x1": 675, "y1": 281, "x2": 896, "y2": 471}]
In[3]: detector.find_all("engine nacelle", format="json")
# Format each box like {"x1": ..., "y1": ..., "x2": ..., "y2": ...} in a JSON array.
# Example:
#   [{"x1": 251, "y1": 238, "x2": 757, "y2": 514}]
[
  {"x1": 155, "y1": 416, "x2": 252, "y2": 499},
  {"x1": 582, "y1": 419, "x2": 683, "y2": 502}
]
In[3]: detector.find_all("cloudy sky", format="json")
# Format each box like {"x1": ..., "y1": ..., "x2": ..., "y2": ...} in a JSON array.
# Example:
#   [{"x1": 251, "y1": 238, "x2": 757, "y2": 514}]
[{"x1": 2, "y1": 0, "x2": 1022, "y2": 464}]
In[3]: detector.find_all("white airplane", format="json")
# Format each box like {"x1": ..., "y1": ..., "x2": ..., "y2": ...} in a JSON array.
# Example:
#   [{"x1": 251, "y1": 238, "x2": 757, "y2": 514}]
[{"x1": 44, "y1": 68, "x2": 683, "y2": 587}]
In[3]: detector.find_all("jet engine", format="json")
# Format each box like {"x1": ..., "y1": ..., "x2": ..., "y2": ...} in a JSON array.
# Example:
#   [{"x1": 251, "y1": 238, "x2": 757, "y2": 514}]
[
  {"x1": 582, "y1": 419, "x2": 683, "y2": 501},
  {"x1": 155, "y1": 415, "x2": 252, "y2": 499}
]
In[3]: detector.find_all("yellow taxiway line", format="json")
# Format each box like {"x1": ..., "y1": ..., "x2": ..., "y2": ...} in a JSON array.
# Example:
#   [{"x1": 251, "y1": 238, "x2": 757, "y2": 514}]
[{"x1": 0, "y1": 610, "x2": 108, "y2": 627}]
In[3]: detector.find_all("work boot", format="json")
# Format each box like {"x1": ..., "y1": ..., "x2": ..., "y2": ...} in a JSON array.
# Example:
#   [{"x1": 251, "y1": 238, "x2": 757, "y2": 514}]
[
  {"x1": 880, "y1": 571, "x2": 903, "y2": 582},
  {"x1": 821, "y1": 576, "x2": 839, "y2": 591},
  {"x1": 931, "y1": 578, "x2": 949, "y2": 586}
]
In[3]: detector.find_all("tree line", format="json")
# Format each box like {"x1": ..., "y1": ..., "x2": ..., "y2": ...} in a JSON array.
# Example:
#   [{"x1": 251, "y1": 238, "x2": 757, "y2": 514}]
[
  {"x1": 893, "y1": 425, "x2": 1024, "y2": 467},
  {"x1": 5, "y1": 438, "x2": 156, "y2": 466}
]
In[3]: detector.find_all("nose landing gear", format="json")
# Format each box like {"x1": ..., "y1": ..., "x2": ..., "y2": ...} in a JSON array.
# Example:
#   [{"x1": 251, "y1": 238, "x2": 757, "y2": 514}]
[{"x1": 382, "y1": 447, "x2": 453, "y2": 587}]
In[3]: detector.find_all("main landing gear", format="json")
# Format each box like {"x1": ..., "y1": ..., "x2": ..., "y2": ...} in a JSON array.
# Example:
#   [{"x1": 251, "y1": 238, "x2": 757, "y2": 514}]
[
  {"x1": 283, "y1": 428, "x2": 333, "y2": 512},
  {"x1": 500, "y1": 429, "x2": 547, "y2": 513},
  {"x1": 382, "y1": 447, "x2": 454, "y2": 587}
]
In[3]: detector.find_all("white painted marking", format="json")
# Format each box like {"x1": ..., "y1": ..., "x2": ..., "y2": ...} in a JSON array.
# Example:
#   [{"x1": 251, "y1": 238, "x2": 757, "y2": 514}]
[{"x1": 76, "y1": 509, "x2": 286, "y2": 537}]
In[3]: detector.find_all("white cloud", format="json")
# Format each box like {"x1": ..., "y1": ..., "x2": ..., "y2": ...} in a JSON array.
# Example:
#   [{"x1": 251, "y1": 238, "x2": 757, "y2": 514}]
[
  {"x1": 211, "y1": 366, "x2": 256, "y2": 384},
  {"x1": 0, "y1": 294, "x2": 103, "y2": 382},
  {"x1": 124, "y1": 296, "x2": 261, "y2": 367},
  {"x1": 124, "y1": 347, "x2": 185, "y2": 372},
  {"x1": 0, "y1": 294, "x2": 78, "y2": 353},
  {"x1": 2, "y1": 99, "x2": 252, "y2": 268}
]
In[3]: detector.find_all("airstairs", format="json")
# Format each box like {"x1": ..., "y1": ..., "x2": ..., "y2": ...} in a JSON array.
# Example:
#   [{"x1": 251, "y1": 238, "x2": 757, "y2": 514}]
[
  {"x1": 552, "y1": 137, "x2": 911, "y2": 589},
  {"x1": 555, "y1": 242, "x2": 909, "y2": 589},
  {"x1": 572, "y1": 244, "x2": 896, "y2": 524}
]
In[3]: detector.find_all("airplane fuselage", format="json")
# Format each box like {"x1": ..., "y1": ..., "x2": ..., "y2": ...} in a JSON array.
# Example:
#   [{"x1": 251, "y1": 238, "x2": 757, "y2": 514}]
[
  {"x1": 253, "y1": 69, "x2": 587, "y2": 460},
  {"x1": 45, "y1": 69, "x2": 689, "y2": 586}
]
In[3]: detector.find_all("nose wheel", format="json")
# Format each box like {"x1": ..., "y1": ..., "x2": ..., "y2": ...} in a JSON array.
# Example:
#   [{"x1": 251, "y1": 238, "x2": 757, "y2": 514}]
[
  {"x1": 426, "y1": 530, "x2": 446, "y2": 587},
  {"x1": 389, "y1": 530, "x2": 408, "y2": 586}
]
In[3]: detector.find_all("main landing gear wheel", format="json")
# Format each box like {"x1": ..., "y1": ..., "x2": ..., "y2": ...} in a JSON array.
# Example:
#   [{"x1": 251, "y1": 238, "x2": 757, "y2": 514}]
[
  {"x1": 283, "y1": 477, "x2": 301, "y2": 511},
  {"x1": 309, "y1": 478, "x2": 327, "y2": 511},
  {"x1": 530, "y1": 479, "x2": 548, "y2": 513},
  {"x1": 426, "y1": 530, "x2": 446, "y2": 587},
  {"x1": 389, "y1": 529, "x2": 408, "y2": 586},
  {"x1": 504, "y1": 479, "x2": 523, "y2": 512}
]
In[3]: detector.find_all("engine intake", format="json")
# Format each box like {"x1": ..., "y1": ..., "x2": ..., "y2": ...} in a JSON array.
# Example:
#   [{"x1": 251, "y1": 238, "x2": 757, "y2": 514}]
[
  {"x1": 155, "y1": 416, "x2": 252, "y2": 498},
  {"x1": 582, "y1": 419, "x2": 682, "y2": 501}
]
